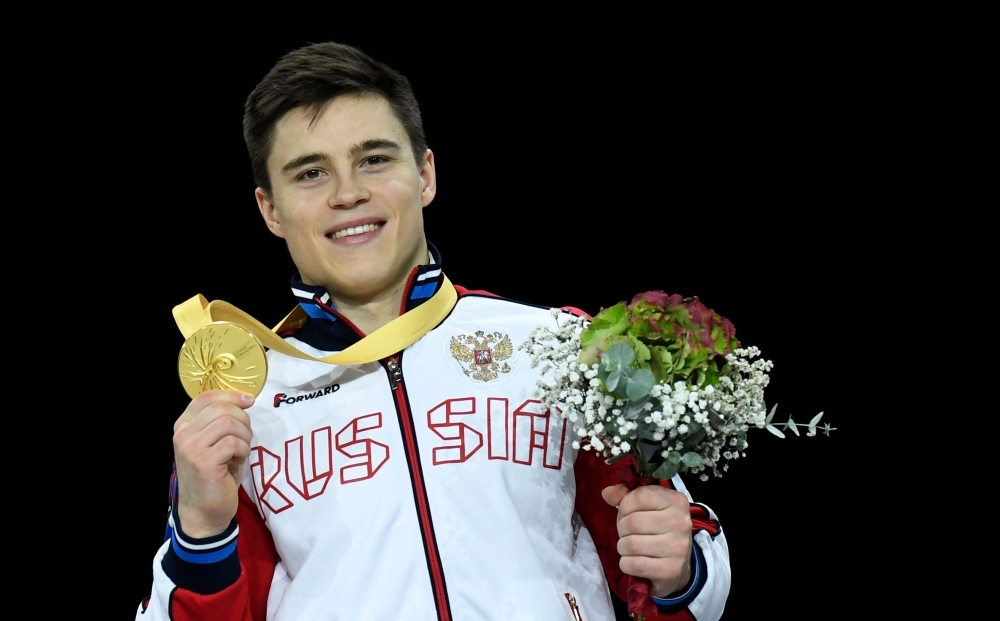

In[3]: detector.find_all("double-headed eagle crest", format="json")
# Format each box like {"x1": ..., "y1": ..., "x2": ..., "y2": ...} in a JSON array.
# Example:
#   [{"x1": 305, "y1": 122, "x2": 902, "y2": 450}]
[{"x1": 449, "y1": 330, "x2": 514, "y2": 382}]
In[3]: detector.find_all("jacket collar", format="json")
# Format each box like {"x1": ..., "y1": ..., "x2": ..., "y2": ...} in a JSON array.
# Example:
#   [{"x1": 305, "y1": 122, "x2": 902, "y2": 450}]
[{"x1": 286, "y1": 243, "x2": 445, "y2": 351}]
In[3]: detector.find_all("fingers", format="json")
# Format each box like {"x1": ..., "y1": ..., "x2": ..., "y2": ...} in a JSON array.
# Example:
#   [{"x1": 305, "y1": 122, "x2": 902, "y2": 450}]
[
  {"x1": 199, "y1": 430, "x2": 252, "y2": 474},
  {"x1": 602, "y1": 484, "x2": 629, "y2": 508},
  {"x1": 174, "y1": 395, "x2": 254, "y2": 475},
  {"x1": 195, "y1": 414, "x2": 254, "y2": 451},
  {"x1": 617, "y1": 531, "x2": 691, "y2": 559},
  {"x1": 613, "y1": 488, "x2": 694, "y2": 597},
  {"x1": 174, "y1": 390, "x2": 255, "y2": 433},
  {"x1": 617, "y1": 485, "x2": 689, "y2": 517},
  {"x1": 172, "y1": 392, "x2": 256, "y2": 539},
  {"x1": 619, "y1": 550, "x2": 691, "y2": 598},
  {"x1": 618, "y1": 547, "x2": 689, "y2": 577}
]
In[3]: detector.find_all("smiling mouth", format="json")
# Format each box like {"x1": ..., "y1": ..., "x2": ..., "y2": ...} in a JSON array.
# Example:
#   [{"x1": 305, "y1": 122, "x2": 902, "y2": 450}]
[{"x1": 328, "y1": 222, "x2": 384, "y2": 240}]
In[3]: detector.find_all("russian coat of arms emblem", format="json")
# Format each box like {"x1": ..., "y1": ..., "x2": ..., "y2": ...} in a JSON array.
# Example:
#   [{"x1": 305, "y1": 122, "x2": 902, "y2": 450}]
[{"x1": 449, "y1": 330, "x2": 514, "y2": 382}]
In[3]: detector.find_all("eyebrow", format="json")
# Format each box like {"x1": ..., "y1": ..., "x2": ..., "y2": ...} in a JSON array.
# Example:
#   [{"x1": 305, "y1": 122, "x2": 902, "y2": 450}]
[
  {"x1": 281, "y1": 152, "x2": 330, "y2": 174},
  {"x1": 349, "y1": 139, "x2": 403, "y2": 157},
  {"x1": 280, "y1": 139, "x2": 405, "y2": 175}
]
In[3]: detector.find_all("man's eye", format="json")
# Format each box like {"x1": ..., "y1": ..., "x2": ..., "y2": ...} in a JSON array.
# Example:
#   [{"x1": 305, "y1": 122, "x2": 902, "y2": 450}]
[
  {"x1": 300, "y1": 169, "x2": 324, "y2": 180},
  {"x1": 363, "y1": 156, "x2": 388, "y2": 166}
]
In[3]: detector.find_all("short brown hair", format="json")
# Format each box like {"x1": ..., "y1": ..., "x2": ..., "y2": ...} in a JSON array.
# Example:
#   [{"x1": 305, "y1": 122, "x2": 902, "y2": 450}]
[{"x1": 243, "y1": 42, "x2": 428, "y2": 195}]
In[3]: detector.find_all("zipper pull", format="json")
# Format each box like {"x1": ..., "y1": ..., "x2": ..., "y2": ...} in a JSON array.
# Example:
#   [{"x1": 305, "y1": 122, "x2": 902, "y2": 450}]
[
  {"x1": 386, "y1": 357, "x2": 403, "y2": 389},
  {"x1": 564, "y1": 593, "x2": 584, "y2": 621}
]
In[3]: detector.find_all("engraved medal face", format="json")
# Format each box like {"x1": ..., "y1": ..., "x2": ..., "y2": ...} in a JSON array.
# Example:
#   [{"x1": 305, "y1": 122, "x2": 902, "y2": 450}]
[{"x1": 178, "y1": 322, "x2": 268, "y2": 398}]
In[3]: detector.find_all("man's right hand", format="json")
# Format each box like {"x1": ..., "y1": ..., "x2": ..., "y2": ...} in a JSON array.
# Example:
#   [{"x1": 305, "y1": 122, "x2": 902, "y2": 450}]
[{"x1": 172, "y1": 390, "x2": 255, "y2": 539}]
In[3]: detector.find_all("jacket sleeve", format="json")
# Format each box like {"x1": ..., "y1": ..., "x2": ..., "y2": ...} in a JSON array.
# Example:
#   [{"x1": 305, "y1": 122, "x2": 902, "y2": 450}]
[
  {"x1": 574, "y1": 449, "x2": 731, "y2": 621},
  {"x1": 136, "y1": 474, "x2": 278, "y2": 621}
]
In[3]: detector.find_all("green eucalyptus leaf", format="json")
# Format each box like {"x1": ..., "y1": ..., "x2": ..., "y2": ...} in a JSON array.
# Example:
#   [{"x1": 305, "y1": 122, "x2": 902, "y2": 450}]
[
  {"x1": 667, "y1": 450, "x2": 682, "y2": 464},
  {"x1": 652, "y1": 460, "x2": 680, "y2": 480},
  {"x1": 765, "y1": 424, "x2": 786, "y2": 439},
  {"x1": 626, "y1": 369, "x2": 655, "y2": 401},
  {"x1": 605, "y1": 369, "x2": 622, "y2": 392},
  {"x1": 786, "y1": 417, "x2": 800, "y2": 436},
  {"x1": 639, "y1": 441, "x2": 660, "y2": 464},
  {"x1": 808, "y1": 412, "x2": 824, "y2": 435},
  {"x1": 682, "y1": 422, "x2": 707, "y2": 449},
  {"x1": 765, "y1": 403, "x2": 778, "y2": 425},
  {"x1": 681, "y1": 452, "x2": 702, "y2": 468},
  {"x1": 607, "y1": 342, "x2": 635, "y2": 368},
  {"x1": 626, "y1": 398, "x2": 649, "y2": 419},
  {"x1": 638, "y1": 427, "x2": 659, "y2": 442}
]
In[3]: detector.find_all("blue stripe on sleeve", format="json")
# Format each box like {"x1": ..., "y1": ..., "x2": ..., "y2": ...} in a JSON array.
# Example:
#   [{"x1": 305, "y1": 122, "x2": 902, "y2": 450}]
[
  {"x1": 170, "y1": 538, "x2": 238, "y2": 565},
  {"x1": 651, "y1": 542, "x2": 707, "y2": 611}
]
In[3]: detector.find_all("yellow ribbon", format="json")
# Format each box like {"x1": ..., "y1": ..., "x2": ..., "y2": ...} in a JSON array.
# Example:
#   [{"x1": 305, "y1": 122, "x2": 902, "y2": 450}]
[{"x1": 173, "y1": 276, "x2": 458, "y2": 366}]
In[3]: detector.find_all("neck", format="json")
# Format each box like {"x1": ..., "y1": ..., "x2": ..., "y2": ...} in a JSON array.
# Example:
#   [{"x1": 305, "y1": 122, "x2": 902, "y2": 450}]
[
  {"x1": 326, "y1": 278, "x2": 410, "y2": 336},
  {"x1": 323, "y1": 244, "x2": 432, "y2": 335},
  {"x1": 289, "y1": 243, "x2": 443, "y2": 344}
]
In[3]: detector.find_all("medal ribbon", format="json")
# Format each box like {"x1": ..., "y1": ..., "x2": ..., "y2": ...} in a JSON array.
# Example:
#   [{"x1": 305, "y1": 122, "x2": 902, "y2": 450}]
[{"x1": 173, "y1": 276, "x2": 458, "y2": 365}]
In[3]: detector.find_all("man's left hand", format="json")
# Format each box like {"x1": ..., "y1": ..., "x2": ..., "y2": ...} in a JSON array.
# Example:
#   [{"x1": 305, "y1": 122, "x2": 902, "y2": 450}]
[{"x1": 602, "y1": 483, "x2": 693, "y2": 598}]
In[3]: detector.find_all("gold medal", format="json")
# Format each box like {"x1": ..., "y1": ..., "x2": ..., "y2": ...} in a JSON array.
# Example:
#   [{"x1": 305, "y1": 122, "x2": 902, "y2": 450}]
[{"x1": 178, "y1": 321, "x2": 268, "y2": 399}]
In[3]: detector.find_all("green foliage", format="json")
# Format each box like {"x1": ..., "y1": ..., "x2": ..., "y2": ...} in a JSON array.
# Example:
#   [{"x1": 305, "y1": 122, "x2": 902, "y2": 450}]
[
  {"x1": 652, "y1": 460, "x2": 680, "y2": 480},
  {"x1": 583, "y1": 292, "x2": 749, "y2": 481},
  {"x1": 581, "y1": 303, "x2": 630, "y2": 347},
  {"x1": 589, "y1": 295, "x2": 736, "y2": 400},
  {"x1": 626, "y1": 369, "x2": 655, "y2": 401},
  {"x1": 598, "y1": 343, "x2": 656, "y2": 401},
  {"x1": 681, "y1": 452, "x2": 703, "y2": 468}
]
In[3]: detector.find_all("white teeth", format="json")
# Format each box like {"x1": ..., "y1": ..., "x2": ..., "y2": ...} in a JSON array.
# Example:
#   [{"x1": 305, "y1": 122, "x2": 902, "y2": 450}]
[{"x1": 332, "y1": 223, "x2": 382, "y2": 239}]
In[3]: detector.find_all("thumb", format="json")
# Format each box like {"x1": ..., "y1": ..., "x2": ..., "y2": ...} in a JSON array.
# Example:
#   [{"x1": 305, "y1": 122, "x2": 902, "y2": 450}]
[{"x1": 601, "y1": 484, "x2": 629, "y2": 508}]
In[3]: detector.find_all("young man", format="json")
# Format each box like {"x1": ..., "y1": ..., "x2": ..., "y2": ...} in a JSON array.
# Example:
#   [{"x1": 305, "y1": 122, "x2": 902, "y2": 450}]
[{"x1": 138, "y1": 42, "x2": 730, "y2": 621}]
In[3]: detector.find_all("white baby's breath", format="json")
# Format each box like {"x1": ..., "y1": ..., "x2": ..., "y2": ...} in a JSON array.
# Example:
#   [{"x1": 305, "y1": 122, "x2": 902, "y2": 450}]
[{"x1": 520, "y1": 311, "x2": 822, "y2": 480}]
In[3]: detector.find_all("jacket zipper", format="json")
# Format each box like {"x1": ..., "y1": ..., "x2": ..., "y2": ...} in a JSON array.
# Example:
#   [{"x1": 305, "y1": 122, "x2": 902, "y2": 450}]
[
  {"x1": 385, "y1": 354, "x2": 452, "y2": 621},
  {"x1": 564, "y1": 593, "x2": 584, "y2": 621}
]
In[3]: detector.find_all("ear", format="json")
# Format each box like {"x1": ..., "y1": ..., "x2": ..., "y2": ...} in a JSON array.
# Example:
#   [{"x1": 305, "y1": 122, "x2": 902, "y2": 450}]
[
  {"x1": 418, "y1": 149, "x2": 437, "y2": 208},
  {"x1": 256, "y1": 188, "x2": 286, "y2": 239}
]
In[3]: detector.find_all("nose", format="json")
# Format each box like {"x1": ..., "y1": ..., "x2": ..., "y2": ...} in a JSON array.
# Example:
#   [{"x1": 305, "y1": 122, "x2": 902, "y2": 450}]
[{"x1": 328, "y1": 171, "x2": 370, "y2": 208}]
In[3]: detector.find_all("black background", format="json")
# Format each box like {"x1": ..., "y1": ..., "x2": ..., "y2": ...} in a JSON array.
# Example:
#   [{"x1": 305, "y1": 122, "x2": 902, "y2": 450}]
[{"x1": 38, "y1": 4, "x2": 986, "y2": 619}]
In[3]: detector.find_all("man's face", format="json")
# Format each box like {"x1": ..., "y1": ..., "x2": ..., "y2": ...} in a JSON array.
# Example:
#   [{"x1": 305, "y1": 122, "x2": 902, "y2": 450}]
[{"x1": 256, "y1": 95, "x2": 436, "y2": 303}]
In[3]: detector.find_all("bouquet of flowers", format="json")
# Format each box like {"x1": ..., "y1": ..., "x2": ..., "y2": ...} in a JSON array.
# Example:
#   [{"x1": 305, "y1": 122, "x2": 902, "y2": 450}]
[{"x1": 522, "y1": 291, "x2": 831, "y2": 484}]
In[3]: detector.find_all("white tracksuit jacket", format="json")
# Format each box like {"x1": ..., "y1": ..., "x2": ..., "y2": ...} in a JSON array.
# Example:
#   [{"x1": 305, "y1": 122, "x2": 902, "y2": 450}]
[{"x1": 137, "y1": 256, "x2": 730, "y2": 621}]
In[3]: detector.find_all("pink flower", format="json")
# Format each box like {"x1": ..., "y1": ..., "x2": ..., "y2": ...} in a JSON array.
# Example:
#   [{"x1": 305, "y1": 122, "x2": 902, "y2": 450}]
[
  {"x1": 631, "y1": 291, "x2": 671, "y2": 307},
  {"x1": 687, "y1": 298, "x2": 716, "y2": 329},
  {"x1": 721, "y1": 317, "x2": 737, "y2": 340}
]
